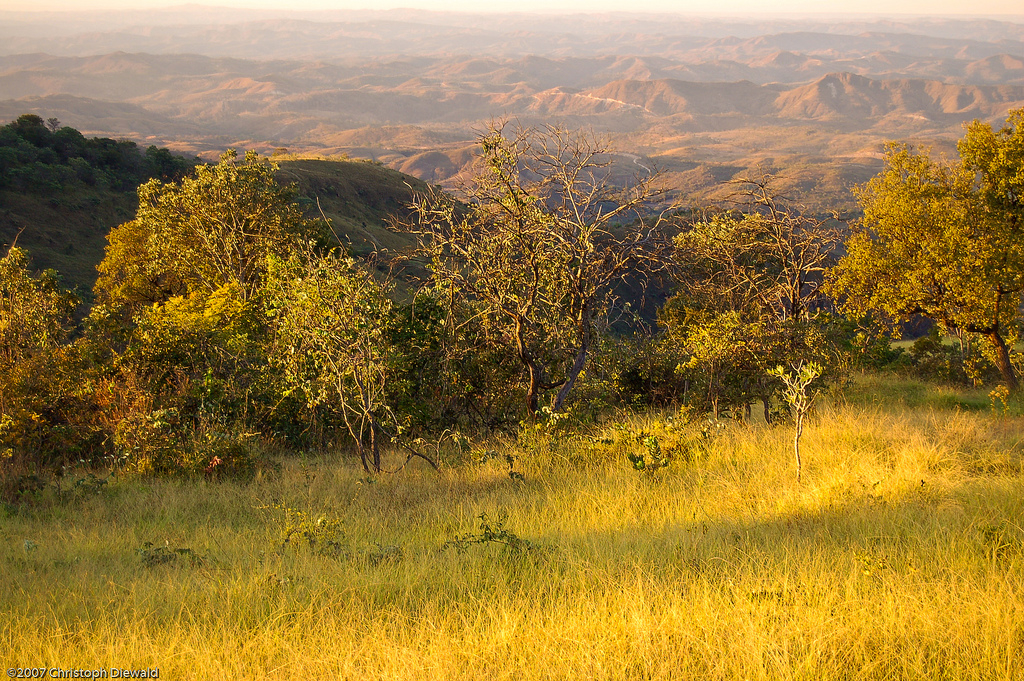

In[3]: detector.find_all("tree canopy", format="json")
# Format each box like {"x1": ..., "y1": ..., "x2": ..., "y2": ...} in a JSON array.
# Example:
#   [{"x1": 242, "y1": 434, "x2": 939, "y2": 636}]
[
  {"x1": 0, "y1": 246, "x2": 78, "y2": 370},
  {"x1": 829, "y1": 109, "x2": 1024, "y2": 390},
  {"x1": 96, "y1": 149, "x2": 325, "y2": 310},
  {"x1": 0, "y1": 113, "x2": 193, "y2": 194}
]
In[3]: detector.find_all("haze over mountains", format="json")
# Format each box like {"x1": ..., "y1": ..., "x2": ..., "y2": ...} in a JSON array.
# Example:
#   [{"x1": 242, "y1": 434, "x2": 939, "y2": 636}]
[{"x1": 2, "y1": 8, "x2": 1024, "y2": 208}]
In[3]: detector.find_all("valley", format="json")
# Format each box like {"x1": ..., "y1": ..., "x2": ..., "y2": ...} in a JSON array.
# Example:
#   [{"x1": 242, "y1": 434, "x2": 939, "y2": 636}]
[{"x1": 2, "y1": 11, "x2": 1024, "y2": 211}]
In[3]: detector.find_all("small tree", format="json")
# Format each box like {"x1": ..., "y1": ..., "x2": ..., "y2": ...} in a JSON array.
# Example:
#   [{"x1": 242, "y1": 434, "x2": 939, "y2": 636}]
[
  {"x1": 675, "y1": 177, "x2": 841, "y2": 322},
  {"x1": 407, "y1": 122, "x2": 670, "y2": 417},
  {"x1": 768, "y1": 360, "x2": 822, "y2": 483},
  {"x1": 91, "y1": 149, "x2": 327, "y2": 424},
  {"x1": 267, "y1": 251, "x2": 436, "y2": 473},
  {"x1": 0, "y1": 246, "x2": 85, "y2": 469},
  {"x1": 0, "y1": 246, "x2": 78, "y2": 373},
  {"x1": 665, "y1": 176, "x2": 841, "y2": 420}
]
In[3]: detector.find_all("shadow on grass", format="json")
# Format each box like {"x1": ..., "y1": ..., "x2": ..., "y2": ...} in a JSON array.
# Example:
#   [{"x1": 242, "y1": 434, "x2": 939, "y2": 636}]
[{"x1": 526, "y1": 470, "x2": 1024, "y2": 584}]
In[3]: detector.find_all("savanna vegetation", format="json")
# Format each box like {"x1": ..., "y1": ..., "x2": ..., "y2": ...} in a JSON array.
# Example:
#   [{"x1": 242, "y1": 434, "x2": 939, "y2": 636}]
[{"x1": 2, "y1": 112, "x2": 1024, "y2": 679}]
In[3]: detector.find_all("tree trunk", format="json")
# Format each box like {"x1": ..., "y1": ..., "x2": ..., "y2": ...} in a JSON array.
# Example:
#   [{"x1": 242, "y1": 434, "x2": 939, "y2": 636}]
[
  {"x1": 762, "y1": 397, "x2": 771, "y2": 425},
  {"x1": 517, "y1": 318, "x2": 544, "y2": 418},
  {"x1": 369, "y1": 417, "x2": 380, "y2": 472},
  {"x1": 987, "y1": 330, "x2": 1020, "y2": 392},
  {"x1": 341, "y1": 410, "x2": 370, "y2": 474},
  {"x1": 794, "y1": 415, "x2": 803, "y2": 484},
  {"x1": 522, "y1": 353, "x2": 565, "y2": 417},
  {"x1": 553, "y1": 338, "x2": 589, "y2": 412},
  {"x1": 526, "y1": 359, "x2": 542, "y2": 417}
]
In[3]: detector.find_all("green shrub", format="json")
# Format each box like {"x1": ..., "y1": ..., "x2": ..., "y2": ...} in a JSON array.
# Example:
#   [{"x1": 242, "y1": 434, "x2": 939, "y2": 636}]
[
  {"x1": 908, "y1": 327, "x2": 998, "y2": 386},
  {"x1": 113, "y1": 409, "x2": 263, "y2": 479}
]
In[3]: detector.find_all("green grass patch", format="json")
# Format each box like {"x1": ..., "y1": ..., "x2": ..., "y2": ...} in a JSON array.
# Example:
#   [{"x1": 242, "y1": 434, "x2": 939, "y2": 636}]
[{"x1": 842, "y1": 372, "x2": 991, "y2": 411}]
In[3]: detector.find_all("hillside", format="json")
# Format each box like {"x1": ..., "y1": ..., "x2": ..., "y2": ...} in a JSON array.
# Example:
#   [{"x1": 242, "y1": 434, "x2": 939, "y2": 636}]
[
  {"x1": 0, "y1": 114, "x2": 196, "y2": 290},
  {"x1": 275, "y1": 157, "x2": 430, "y2": 258},
  {"x1": 0, "y1": 117, "x2": 434, "y2": 292}
]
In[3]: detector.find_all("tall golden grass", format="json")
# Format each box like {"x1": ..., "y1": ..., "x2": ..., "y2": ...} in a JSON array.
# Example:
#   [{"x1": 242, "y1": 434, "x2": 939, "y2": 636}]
[{"x1": 2, "y1": 375, "x2": 1022, "y2": 679}]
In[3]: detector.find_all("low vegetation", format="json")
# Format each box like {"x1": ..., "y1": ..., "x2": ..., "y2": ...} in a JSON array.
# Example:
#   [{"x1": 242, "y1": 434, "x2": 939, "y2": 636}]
[{"x1": 2, "y1": 376, "x2": 1022, "y2": 678}]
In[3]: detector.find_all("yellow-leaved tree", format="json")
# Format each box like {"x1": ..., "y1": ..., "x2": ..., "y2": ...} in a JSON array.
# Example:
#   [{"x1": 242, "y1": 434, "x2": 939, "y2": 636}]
[{"x1": 829, "y1": 109, "x2": 1024, "y2": 391}]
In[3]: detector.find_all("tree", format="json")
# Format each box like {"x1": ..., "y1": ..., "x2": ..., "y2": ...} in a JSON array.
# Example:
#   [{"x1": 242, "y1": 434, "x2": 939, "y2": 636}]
[
  {"x1": 267, "y1": 250, "x2": 437, "y2": 473},
  {"x1": 407, "y1": 122, "x2": 670, "y2": 417},
  {"x1": 91, "y1": 150, "x2": 326, "y2": 426},
  {"x1": 768, "y1": 360, "x2": 822, "y2": 483},
  {"x1": 664, "y1": 176, "x2": 841, "y2": 420},
  {"x1": 0, "y1": 245, "x2": 85, "y2": 467},
  {"x1": 0, "y1": 246, "x2": 78, "y2": 372},
  {"x1": 96, "y1": 149, "x2": 322, "y2": 310},
  {"x1": 829, "y1": 110, "x2": 1024, "y2": 390},
  {"x1": 673, "y1": 177, "x2": 841, "y2": 323}
]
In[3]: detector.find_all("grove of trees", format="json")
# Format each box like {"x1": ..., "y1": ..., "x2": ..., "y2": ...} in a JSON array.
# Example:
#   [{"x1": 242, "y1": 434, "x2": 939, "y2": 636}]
[
  {"x1": 0, "y1": 113, "x2": 194, "y2": 194},
  {"x1": 3, "y1": 110, "x2": 1024, "y2": 496}
]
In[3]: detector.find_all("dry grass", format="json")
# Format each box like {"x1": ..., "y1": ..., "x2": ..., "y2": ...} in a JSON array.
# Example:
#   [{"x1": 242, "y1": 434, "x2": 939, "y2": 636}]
[{"x1": 2, "y1": 375, "x2": 1023, "y2": 679}]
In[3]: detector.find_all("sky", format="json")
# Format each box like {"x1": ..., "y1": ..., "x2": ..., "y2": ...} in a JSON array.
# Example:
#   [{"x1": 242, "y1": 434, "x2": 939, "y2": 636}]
[{"x1": 6, "y1": 0, "x2": 1024, "y2": 15}]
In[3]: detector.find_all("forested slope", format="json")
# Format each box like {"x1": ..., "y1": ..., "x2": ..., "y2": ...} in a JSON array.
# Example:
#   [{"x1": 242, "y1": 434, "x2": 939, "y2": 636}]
[{"x1": 0, "y1": 115, "x2": 431, "y2": 292}]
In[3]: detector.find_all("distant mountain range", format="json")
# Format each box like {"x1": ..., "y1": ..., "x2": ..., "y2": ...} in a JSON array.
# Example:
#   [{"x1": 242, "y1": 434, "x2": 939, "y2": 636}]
[
  {"x1": 2, "y1": 10, "x2": 1024, "y2": 210},
  {"x1": 2, "y1": 9, "x2": 1023, "y2": 60}
]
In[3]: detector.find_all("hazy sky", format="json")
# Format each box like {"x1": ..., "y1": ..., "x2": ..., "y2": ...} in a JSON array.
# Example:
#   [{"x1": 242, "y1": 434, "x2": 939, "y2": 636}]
[{"x1": 8, "y1": 0, "x2": 1024, "y2": 15}]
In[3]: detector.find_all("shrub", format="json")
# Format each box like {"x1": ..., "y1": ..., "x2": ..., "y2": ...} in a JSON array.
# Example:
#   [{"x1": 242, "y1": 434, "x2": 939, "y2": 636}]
[{"x1": 113, "y1": 408, "x2": 263, "y2": 479}]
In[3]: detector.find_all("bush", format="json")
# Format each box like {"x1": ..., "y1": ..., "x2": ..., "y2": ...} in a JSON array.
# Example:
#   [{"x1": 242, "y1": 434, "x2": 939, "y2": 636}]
[
  {"x1": 0, "y1": 450, "x2": 46, "y2": 505},
  {"x1": 907, "y1": 327, "x2": 998, "y2": 386},
  {"x1": 113, "y1": 408, "x2": 263, "y2": 479}
]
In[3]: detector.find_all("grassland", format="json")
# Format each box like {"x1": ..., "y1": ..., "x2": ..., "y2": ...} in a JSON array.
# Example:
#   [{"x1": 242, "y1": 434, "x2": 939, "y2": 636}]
[{"x1": 2, "y1": 374, "x2": 1023, "y2": 679}]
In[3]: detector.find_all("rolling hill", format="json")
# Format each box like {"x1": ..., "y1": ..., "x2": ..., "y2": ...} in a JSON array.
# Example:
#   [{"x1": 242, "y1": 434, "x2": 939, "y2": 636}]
[
  {"x1": 1, "y1": 120, "x2": 433, "y2": 292},
  {"x1": 3, "y1": 11, "x2": 1024, "y2": 215}
]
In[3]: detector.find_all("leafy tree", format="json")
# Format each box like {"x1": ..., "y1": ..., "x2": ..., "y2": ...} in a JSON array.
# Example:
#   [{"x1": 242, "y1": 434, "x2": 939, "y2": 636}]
[
  {"x1": 91, "y1": 150, "x2": 327, "y2": 435},
  {"x1": 675, "y1": 179, "x2": 840, "y2": 322},
  {"x1": 97, "y1": 149, "x2": 323, "y2": 309},
  {"x1": 0, "y1": 246, "x2": 78, "y2": 372},
  {"x1": 664, "y1": 177, "x2": 841, "y2": 419},
  {"x1": 661, "y1": 309, "x2": 788, "y2": 420},
  {"x1": 0, "y1": 246, "x2": 94, "y2": 469},
  {"x1": 830, "y1": 110, "x2": 1024, "y2": 390},
  {"x1": 267, "y1": 251, "x2": 436, "y2": 472},
  {"x1": 0, "y1": 114, "x2": 192, "y2": 194},
  {"x1": 385, "y1": 290, "x2": 523, "y2": 430},
  {"x1": 407, "y1": 122, "x2": 670, "y2": 417}
]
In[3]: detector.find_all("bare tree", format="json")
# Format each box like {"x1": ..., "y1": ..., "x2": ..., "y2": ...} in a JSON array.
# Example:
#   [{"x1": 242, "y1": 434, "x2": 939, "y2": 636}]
[
  {"x1": 405, "y1": 121, "x2": 672, "y2": 417},
  {"x1": 729, "y1": 175, "x2": 843, "y2": 321}
]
